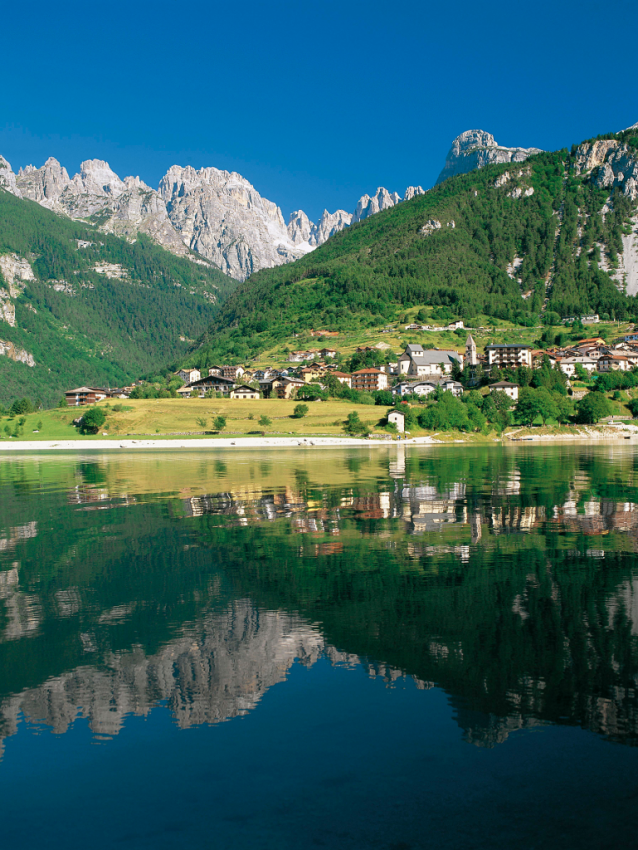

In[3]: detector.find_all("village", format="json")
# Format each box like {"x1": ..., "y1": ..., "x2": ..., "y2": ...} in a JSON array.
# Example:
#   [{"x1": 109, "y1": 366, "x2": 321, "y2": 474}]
[{"x1": 63, "y1": 322, "x2": 638, "y2": 426}]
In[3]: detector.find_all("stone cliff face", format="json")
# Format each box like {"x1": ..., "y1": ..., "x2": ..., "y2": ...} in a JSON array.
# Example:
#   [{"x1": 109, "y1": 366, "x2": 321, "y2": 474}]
[
  {"x1": 436, "y1": 129, "x2": 543, "y2": 185},
  {"x1": 574, "y1": 139, "x2": 638, "y2": 201},
  {"x1": 2, "y1": 149, "x2": 429, "y2": 280},
  {"x1": 158, "y1": 165, "x2": 317, "y2": 280},
  {"x1": 573, "y1": 138, "x2": 638, "y2": 294},
  {"x1": 0, "y1": 156, "x2": 21, "y2": 197}
]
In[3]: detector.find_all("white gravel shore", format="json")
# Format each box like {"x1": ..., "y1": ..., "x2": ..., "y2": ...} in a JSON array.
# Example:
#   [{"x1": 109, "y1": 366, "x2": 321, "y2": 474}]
[{"x1": 0, "y1": 435, "x2": 440, "y2": 452}]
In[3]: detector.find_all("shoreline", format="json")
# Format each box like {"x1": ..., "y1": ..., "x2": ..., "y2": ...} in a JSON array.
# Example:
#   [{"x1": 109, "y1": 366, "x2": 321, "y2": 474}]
[
  {"x1": 0, "y1": 435, "x2": 436, "y2": 452},
  {"x1": 0, "y1": 426, "x2": 636, "y2": 452}
]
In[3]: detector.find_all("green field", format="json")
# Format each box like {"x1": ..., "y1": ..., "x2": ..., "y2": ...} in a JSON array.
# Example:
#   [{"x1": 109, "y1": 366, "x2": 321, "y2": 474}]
[{"x1": 0, "y1": 398, "x2": 400, "y2": 441}]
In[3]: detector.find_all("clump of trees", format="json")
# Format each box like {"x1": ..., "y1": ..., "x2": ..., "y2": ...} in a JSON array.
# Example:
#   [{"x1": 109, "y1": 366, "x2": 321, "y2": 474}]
[{"x1": 79, "y1": 408, "x2": 106, "y2": 434}]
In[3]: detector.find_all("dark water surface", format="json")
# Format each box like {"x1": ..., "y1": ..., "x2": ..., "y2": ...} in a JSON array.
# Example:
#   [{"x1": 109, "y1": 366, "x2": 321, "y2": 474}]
[{"x1": 1, "y1": 444, "x2": 637, "y2": 849}]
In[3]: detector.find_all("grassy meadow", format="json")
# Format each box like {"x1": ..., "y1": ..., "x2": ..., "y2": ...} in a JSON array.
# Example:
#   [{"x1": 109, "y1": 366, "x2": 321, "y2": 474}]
[{"x1": 0, "y1": 398, "x2": 400, "y2": 441}]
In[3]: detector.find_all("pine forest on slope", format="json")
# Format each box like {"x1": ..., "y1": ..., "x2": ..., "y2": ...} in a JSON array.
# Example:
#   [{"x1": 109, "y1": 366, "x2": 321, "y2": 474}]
[
  {"x1": 188, "y1": 128, "x2": 638, "y2": 369},
  {"x1": 0, "y1": 191, "x2": 236, "y2": 406}
]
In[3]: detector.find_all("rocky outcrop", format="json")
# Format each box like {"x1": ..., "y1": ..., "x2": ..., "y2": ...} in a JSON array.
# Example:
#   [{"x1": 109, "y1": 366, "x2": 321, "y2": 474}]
[
  {"x1": 287, "y1": 209, "x2": 313, "y2": 245},
  {"x1": 574, "y1": 140, "x2": 638, "y2": 202},
  {"x1": 309, "y1": 209, "x2": 352, "y2": 246},
  {"x1": 0, "y1": 339, "x2": 35, "y2": 366},
  {"x1": 0, "y1": 253, "x2": 35, "y2": 298},
  {"x1": 403, "y1": 185, "x2": 425, "y2": 201},
  {"x1": 352, "y1": 187, "x2": 401, "y2": 224},
  {"x1": 0, "y1": 156, "x2": 21, "y2": 197},
  {"x1": 436, "y1": 130, "x2": 542, "y2": 185},
  {"x1": 0, "y1": 254, "x2": 37, "y2": 327}
]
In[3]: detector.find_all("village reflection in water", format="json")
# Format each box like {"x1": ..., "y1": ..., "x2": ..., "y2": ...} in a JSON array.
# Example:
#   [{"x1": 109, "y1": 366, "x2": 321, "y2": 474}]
[{"x1": 0, "y1": 444, "x2": 637, "y2": 758}]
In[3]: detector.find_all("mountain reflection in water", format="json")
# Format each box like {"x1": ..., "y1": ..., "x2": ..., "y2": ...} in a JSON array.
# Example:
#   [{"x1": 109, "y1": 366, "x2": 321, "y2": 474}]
[{"x1": 0, "y1": 444, "x2": 637, "y2": 759}]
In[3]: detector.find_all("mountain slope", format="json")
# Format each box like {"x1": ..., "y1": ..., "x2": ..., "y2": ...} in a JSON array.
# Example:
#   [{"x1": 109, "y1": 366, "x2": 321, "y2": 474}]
[
  {"x1": 187, "y1": 128, "x2": 638, "y2": 367},
  {"x1": 0, "y1": 190, "x2": 237, "y2": 406}
]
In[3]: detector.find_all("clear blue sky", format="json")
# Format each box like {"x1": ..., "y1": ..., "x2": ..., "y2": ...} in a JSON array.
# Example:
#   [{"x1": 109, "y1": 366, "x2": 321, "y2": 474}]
[{"x1": 1, "y1": 0, "x2": 636, "y2": 222}]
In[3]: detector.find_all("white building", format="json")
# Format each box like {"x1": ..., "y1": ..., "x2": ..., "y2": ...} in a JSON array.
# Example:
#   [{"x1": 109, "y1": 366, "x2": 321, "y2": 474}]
[
  {"x1": 485, "y1": 344, "x2": 532, "y2": 368},
  {"x1": 393, "y1": 379, "x2": 463, "y2": 398},
  {"x1": 388, "y1": 410, "x2": 405, "y2": 433},
  {"x1": 558, "y1": 357, "x2": 597, "y2": 377},
  {"x1": 398, "y1": 344, "x2": 463, "y2": 377},
  {"x1": 178, "y1": 368, "x2": 201, "y2": 384},
  {"x1": 489, "y1": 381, "x2": 519, "y2": 400}
]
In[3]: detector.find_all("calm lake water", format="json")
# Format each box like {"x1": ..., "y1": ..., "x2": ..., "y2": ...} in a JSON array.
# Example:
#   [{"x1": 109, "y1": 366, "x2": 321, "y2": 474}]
[{"x1": 1, "y1": 444, "x2": 637, "y2": 849}]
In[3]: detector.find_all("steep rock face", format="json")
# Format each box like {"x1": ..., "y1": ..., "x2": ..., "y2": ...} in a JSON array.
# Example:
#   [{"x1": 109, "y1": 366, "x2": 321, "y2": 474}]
[
  {"x1": 403, "y1": 185, "x2": 425, "y2": 201},
  {"x1": 17, "y1": 158, "x2": 71, "y2": 209},
  {"x1": 287, "y1": 209, "x2": 313, "y2": 245},
  {"x1": 0, "y1": 156, "x2": 21, "y2": 198},
  {"x1": 159, "y1": 165, "x2": 313, "y2": 280},
  {"x1": 309, "y1": 209, "x2": 352, "y2": 246},
  {"x1": 436, "y1": 130, "x2": 542, "y2": 185},
  {"x1": 0, "y1": 339, "x2": 35, "y2": 366},
  {"x1": 17, "y1": 158, "x2": 190, "y2": 256},
  {"x1": 0, "y1": 254, "x2": 36, "y2": 328},
  {"x1": 0, "y1": 253, "x2": 36, "y2": 298},
  {"x1": 352, "y1": 187, "x2": 401, "y2": 224},
  {"x1": 574, "y1": 140, "x2": 638, "y2": 201}
]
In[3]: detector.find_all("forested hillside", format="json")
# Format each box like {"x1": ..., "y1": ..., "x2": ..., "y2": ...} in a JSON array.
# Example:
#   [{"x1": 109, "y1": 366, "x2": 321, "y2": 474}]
[
  {"x1": 189, "y1": 130, "x2": 638, "y2": 367},
  {"x1": 0, "y1": 190, "x2": 236, "y2": 405}
]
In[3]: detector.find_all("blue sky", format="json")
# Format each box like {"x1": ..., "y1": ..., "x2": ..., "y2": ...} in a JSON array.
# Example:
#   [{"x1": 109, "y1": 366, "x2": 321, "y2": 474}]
[{"x1": 1, "y1": 0, "x2": 636, "y2": 222}]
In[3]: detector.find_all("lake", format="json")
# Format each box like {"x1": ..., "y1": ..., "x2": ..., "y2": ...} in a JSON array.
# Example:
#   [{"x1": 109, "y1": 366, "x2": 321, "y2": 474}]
[{"x1": 1, "y1": 444, "x2": 637, "y2": 849}]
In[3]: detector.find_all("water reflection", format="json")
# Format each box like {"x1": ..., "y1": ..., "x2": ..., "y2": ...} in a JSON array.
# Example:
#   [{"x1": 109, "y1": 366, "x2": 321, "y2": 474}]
[{"x1": 0, "y1": 444, "x2": 637, "y2": 756}]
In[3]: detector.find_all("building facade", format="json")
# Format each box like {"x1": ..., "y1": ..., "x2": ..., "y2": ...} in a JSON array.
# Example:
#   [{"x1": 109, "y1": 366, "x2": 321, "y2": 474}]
[
  {"x1": 351, "y1": 368, "x2": 389, "y2": 391},
  {"x1": 485, "y1": 344, "x2": 533, "y2": 369}
]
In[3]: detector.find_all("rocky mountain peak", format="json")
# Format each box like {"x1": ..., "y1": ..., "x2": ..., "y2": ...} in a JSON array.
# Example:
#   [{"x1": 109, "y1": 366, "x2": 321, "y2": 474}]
[
  {"x1": 287, "y1": 210, "x2": 313, "y2": 245},
  {"x1": 309, "y1": 209, "x2": 353, "y2": 247},
  {"x1": 75, "y1": 159, "x2": 125, "y2": 197},
  {"x1": 436, "y1": 129, "x2": 543, "y2": 185},
  {"x1": 403, "y1": 186, "x2": 425, "y2": 201},
  {"x1": 16, "y1": 157, "x2": 71, "y2": 206},
  {"x1": 352, "y1": 187, "x2": 401, "y2": 224},
  {"x1": 0, "y1": 156, "x2": 21, "y2": 198}
]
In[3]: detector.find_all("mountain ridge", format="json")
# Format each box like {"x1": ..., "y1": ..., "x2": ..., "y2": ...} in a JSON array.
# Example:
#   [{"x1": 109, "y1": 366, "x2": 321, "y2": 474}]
[{"x1": 185, "y1": 125, "x2": 638, "y2": 368}]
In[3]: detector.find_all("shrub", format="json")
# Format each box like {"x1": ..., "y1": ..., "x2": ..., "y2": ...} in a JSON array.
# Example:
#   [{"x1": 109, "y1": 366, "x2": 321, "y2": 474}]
[
  {"x1": 259, "y1": 415, "x2": 272, "y2": 427},
  {"x1": 344, "y1": 411, "x2": 369, "y2": 436},
  {"x1": 79, "y1": 407, "x2": 106, "y2": 434},
  {"x1": 213, "y1": 416, "x2": 227, "y2": 432},
  {"x1": 292, "y1": 404, "x2": 309, "y2": 419},
  {"x1": 576, "y1": 393, "x2": 612, "y2": 423}
]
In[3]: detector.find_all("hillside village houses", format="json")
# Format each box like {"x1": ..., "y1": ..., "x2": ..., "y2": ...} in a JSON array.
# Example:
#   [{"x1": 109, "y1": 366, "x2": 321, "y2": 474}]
[{"x1": 64, "y1": 326, "x2": 638, "y2": 406}]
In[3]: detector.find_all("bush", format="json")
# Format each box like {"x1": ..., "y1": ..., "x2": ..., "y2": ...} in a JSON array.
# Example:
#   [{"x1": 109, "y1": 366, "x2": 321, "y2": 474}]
[
  {"x1": 292, "y1": 404, "x2": 309, "y2": 419},
  {"x1": 576, "y1": 393, "x2": 612, "y2": 423},
  {"x1": 213, "y1": 416, "x2": 227, "y2": 432},
  {"x1": 58, "y1": 397, "x2": 68, "y2": 408},
  {"x1": 79, "y1": 407, "x2": 106, "y2": 434},
  {"x1": 344, "y1": 411, "x2": 369, "y2": 436},
  {"x1": 258, "y1": 415, "x2": 272, "y2": 427}
]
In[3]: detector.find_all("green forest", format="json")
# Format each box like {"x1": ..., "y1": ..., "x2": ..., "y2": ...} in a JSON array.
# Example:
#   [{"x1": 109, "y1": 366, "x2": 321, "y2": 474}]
[
  {"x1": 188, "y1": 131, "x2": 638, "y2": 368},
  {"x1": 0, "y1": 191, "x2": 237, "y2": 405}
]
